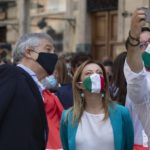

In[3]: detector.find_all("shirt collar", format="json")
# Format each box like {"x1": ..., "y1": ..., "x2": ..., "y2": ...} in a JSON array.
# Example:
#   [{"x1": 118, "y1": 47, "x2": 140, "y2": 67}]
[
  {"x1": 17, "y1": 64, "x2": 36, "y2": 76},
  {"x1": 17, "y1": 64, "x2": 45, "y2": 92}
]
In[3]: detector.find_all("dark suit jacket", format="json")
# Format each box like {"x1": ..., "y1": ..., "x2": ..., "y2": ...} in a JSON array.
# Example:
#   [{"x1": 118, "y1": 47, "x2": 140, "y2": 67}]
[
  {"x1": 0, "y1": 64, "x2": 48, "y2": 150},
  {"x1": 55, "y1": 83, "x2": 73, "y2": 109}
]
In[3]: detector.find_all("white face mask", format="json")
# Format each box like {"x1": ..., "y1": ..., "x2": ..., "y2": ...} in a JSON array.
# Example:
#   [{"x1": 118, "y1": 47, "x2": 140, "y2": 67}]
[
  {"x1": 41, "y1": 75, "x2": 58, "y2": 90},
  {"x1": 66, "y1": 63, "x2": 71, "y2": 69}
]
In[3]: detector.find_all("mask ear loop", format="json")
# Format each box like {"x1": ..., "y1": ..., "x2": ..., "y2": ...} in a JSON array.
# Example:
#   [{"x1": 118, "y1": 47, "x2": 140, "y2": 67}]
[{"x1": 29, "y1": 48, "x2": 39, "y2": 54}]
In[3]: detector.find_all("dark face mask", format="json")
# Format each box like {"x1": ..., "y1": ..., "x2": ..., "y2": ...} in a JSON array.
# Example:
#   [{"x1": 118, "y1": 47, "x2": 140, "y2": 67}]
[{"x1": 36, "y1": 52, "x2": 58, "y2": 75}]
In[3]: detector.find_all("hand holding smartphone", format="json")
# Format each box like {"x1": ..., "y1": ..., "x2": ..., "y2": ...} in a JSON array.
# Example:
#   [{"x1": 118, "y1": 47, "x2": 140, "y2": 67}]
[{"x1": 139, "y1": 7, "x2": 150, "y2": 23}]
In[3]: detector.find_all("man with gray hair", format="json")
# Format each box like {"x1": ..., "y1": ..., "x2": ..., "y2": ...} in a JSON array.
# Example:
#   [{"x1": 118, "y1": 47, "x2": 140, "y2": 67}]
[{"x1": 0, "y1": 32, "x2": 58, "y2": 149}]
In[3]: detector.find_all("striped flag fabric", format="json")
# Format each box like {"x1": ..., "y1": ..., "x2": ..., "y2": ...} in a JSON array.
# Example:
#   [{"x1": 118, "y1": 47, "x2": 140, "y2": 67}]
[
  {"x1": 83, "y1": 73, "x2": 105, "y2": 93},
  {"x1": 142, "y1": 44, "x2": 150, "y2": 67}
]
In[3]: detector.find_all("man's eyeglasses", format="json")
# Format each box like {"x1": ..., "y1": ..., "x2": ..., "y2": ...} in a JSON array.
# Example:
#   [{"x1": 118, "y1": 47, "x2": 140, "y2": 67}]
[{"x1": 140, "y1": 40, "x2": 150, "y2": 50}]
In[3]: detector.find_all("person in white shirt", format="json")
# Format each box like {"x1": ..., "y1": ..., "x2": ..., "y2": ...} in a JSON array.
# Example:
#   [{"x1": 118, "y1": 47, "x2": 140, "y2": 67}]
[
  {"x1": 109, "y1": 51, "x2": 148, "y2": 149},
  {"x1": 124, "y1": 8, "x2": 150, "y2": 148},
  {"x1": 60, "y1": 59, "x2": 133, "y2": 150}
]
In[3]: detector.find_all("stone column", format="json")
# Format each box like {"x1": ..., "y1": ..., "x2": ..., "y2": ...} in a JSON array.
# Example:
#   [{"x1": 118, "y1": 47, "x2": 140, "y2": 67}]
[
  {"x1": 75, "y1": 0, "x2": 91, "y2": 53},
  {"x1": 63, "y1": 0, "x2": 75, "y2": 53},
  {"x1": 18, "y1": 0, "x2": 30, "y2": 36},
  {"x1": 117, "y1": 0, "x2": 125, "y2": 42}
]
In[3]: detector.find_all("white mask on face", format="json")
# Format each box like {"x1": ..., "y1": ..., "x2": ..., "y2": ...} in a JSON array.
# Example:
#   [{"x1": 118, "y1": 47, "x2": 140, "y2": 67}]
[{"x1": 41, "y1": 75, "x2": 58, "y2": 90}]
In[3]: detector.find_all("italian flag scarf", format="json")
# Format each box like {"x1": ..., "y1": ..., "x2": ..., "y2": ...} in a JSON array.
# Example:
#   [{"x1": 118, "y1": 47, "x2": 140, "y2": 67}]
[{"x1": 42, "y1": 89, "x2": 63, "y2": 149}]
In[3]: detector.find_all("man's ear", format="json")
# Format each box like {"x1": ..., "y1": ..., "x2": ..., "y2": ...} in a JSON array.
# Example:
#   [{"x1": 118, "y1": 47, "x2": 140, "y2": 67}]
[{"x1": 24, "y1": 48, "x2": 32, "y2": 58}]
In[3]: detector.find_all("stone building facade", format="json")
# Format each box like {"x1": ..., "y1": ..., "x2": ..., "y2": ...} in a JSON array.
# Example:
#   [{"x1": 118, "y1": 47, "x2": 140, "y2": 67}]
[{"x1": 0, "y1": 0, "x2": 150, "y2": 60}]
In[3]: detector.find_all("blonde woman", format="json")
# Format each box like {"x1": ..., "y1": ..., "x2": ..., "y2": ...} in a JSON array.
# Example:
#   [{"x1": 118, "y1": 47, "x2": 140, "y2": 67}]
[{"x1": 60, "y1": 60, "x2": 134, "y2": 150}]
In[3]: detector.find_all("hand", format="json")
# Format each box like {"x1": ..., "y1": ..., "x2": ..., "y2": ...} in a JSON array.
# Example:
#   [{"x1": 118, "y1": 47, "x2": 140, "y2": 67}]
[{"x1": 130, "y1": 8, "x2": 146, "y2": 39}]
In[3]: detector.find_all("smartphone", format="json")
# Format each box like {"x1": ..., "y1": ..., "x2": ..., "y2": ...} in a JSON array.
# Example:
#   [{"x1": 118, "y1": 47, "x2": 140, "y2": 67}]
[{"x1": 140, "y1": 7, "x2": 150, "y2": 23}]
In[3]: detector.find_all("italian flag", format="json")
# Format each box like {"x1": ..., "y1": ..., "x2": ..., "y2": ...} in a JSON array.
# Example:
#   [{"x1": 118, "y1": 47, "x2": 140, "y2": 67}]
[
  {"x1": 83, "y1": 74, "x2": 105, "y2": 93},
  {"x1": 142, "y1": 44, "x2": 150, "y2": 67}
]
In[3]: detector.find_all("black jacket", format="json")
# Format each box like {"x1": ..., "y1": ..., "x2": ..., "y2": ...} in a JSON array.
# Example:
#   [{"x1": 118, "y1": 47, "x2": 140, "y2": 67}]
[
  {"x1": 55, "y1": 83, "x2": 73, "y2": 109},
  {"x1": 0, "y1": 64, "x2": 48, "y2": 150}
]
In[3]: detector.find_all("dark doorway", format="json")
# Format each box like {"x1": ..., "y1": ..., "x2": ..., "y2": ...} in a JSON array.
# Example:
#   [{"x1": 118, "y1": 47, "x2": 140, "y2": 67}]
[{"x1": 0, "y1": 26, "x2": 7, "y2": 42}]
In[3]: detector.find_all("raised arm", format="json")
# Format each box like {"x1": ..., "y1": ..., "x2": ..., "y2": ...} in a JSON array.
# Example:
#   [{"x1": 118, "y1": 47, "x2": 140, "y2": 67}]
[
  {"x1": 125, "y1": 9, "x2": 150, "y2": 148},
  {"x1": 126, "y1": 9, "x2": 146, "y2": 72}
]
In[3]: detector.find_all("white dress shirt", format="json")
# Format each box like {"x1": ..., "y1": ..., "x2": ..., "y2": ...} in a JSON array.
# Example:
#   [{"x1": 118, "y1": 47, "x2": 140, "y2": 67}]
[
  {"x1": 124, "y1": 60, "x2": 150, "y2": 147},
  {"x1": 126, "y1": 96, "x2": 148, "y2": 147}
]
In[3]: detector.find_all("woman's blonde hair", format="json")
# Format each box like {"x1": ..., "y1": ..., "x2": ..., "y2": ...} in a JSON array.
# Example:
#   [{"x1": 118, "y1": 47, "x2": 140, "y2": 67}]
[{"x1": 69, "y1": 60, "x2": 111, "y2": 124}]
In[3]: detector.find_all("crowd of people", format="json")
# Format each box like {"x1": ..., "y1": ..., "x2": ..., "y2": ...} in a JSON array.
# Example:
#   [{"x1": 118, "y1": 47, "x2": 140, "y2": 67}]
[{"x1": 0, "y1": 8, "x2": 150, "y2": 150}]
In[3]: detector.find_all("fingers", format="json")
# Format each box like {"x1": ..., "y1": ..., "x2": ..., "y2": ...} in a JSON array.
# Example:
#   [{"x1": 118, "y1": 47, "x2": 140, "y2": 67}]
[
  {"x1": 132, "y1": 9, "x2": 146, "y2": 23},
  {"x1": 130, "y1": 9, "x2": 146, "y2": 38}
]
